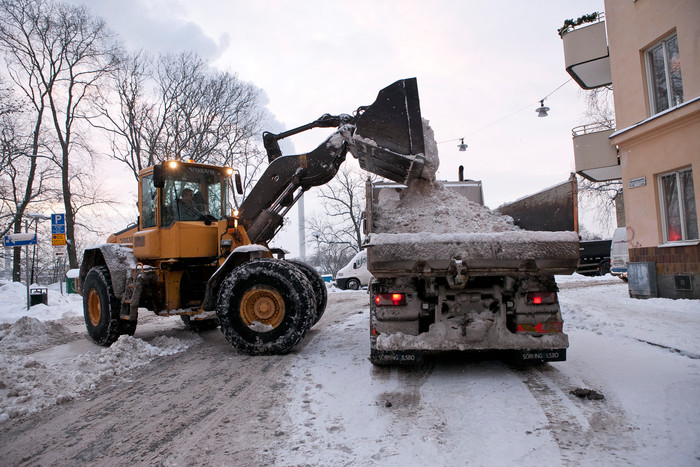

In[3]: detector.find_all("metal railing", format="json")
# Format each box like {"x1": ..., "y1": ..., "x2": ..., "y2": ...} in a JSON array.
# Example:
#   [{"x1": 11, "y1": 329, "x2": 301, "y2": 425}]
[{"x1": 572, "y1": 120, "x2": 616, "y2": 137}]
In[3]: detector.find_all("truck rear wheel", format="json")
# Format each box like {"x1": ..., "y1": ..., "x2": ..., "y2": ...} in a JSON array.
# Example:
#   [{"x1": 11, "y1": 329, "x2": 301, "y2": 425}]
[
  {"x1": 216, "y1": 259, "x2": 315, "y2": 355},
  {"x1": 287, "y1": 259, "x2": 327, "y2": 325},
  {"x1": 83, "y1": 266, "x2": 122, "y2": 346}
]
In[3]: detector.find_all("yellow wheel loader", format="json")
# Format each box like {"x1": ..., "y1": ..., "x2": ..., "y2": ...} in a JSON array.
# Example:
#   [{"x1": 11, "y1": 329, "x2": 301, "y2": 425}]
[{"x1": 77, "y1": 78, "x2": 431, "y2": 355}]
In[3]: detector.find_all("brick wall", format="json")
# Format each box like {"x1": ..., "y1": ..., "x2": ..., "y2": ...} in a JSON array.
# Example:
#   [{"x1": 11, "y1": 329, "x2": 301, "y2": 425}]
[{"x1": 629, "y1": 244, "x2": 700, "y2": 274}]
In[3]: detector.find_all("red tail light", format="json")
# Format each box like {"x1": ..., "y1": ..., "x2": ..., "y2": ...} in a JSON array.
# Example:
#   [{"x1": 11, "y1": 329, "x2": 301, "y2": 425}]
[
  {"x1": 375, "y1": 293, "x2": 407, "y2": 306},
  {"x1": 517, "y1": 322, "x2": 563, "y2": 333},
  {"x1": 526, "y1": 292, "x2": 557, "y2": 305}
]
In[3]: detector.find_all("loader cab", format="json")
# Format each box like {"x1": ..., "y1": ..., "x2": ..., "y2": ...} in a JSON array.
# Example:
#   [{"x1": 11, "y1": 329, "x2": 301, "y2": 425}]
[{"x1": 135, "y1": 160, "x2": 235, "y2": 260}]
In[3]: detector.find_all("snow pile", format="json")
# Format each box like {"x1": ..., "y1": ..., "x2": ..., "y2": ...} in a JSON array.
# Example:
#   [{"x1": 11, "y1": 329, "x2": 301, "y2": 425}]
[
  {"x1": 372, "y1": 178, "x2": 517, "y2": 234},
  {"x1": 0, "y1": 328, "x2": 201, "y2": 422},
  {"x1": 0, "y1": 280, "x2": 83, "y2": 324},
  {"x1": 0, "y1": 316, "x2": 75, "y2": 352},
  {"x1": 420, "y1": 119, "x2": 439, "y2": 180},
  {"x1": 371, "y1": 119, "x2": 513, "y2": 234}
]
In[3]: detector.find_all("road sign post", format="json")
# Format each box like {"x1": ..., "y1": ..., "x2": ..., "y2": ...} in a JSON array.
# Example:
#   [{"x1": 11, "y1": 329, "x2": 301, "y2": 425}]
[{"x1": 51, "y1": 214, "x2": 66, "y2": 294}]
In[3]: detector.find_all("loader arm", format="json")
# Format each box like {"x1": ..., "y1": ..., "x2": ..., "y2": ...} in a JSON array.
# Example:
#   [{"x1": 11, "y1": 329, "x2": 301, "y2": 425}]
[
  {"x1": 238, "y1": 127, "x2": 353, "y2": 244},
  {"x1": 239, "y1": 77, "x2": 429, "y2": 245}
]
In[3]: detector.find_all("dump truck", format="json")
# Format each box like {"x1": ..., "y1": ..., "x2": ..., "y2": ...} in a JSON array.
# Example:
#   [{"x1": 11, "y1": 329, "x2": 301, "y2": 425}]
[
  {"x1": 362, "y1": 106, "x2": 581, "y2": 364},
  {"x1": 77, "y1": 78, "x2": 431, "y2": 355}
]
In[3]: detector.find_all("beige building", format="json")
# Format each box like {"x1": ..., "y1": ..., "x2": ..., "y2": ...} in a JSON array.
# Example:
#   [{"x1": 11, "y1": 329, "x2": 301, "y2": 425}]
[{"x1": 562, "y1": 1, "x2": 700, "y2": 299}]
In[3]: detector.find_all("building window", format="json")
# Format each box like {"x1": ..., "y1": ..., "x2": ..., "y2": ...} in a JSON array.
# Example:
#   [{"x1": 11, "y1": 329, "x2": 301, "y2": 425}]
[
  {"x1": 646, "y1": 33, "x2": 683, "y2": 115},
  {"x1": 659, "y1": 168, "x2": 697, "y2": 243}
]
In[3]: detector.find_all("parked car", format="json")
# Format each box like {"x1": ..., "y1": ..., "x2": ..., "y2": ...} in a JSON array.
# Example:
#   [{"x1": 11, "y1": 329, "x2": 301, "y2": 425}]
[{"x1": 610, "y1": 227, "x2": 629, "y2": 280}]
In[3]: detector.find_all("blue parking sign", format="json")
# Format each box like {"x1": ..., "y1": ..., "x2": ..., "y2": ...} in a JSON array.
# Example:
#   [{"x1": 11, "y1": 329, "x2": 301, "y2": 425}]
[{"x1": 51, "y1": 213, "x2": 65, "y2": 234}]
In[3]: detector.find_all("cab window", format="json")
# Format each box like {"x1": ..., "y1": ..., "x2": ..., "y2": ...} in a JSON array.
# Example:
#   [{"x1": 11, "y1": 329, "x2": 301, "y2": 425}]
[{"x1": 141, "y1": 174, "x2": 157, "y2": 228}]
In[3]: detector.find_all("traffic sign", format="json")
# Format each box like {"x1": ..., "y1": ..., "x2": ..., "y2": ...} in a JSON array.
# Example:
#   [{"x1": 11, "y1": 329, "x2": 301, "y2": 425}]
[
  {"x1": 3, "y1": 233, "x2": 37, "y2": 247},
  {"x1": 52, "y1": 233, "x2": 66, "y2": 246},
  {"x1": 51, "y1": 214, "x2": 66, "y2": 234}
]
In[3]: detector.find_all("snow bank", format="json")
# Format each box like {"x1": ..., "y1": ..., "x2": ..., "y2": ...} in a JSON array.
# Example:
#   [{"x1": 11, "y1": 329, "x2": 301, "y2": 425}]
[
  {"x1": 0, "y1": 280, "x2": 83, "y2": 324},
  {"x1": 0, "y1": 324, "x2": 200, "y2": 422}
]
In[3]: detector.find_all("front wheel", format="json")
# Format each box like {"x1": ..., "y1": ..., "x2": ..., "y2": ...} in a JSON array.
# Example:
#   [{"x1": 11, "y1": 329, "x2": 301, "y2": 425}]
[
  {"x1": 216, "y1": 259, "x2": 316, "y2": 355},
  {"x1": 83, "y1": 266, "x2": 123, "y2": 346},
  {"x1": 346, "y1": 278, "x2": 361, "y2": 290}
]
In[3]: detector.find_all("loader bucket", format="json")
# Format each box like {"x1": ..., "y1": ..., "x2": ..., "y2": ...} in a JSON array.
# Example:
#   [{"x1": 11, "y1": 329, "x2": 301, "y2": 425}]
[{"x1": 350, "y1": 78, "x2": 426, "y2": 185}]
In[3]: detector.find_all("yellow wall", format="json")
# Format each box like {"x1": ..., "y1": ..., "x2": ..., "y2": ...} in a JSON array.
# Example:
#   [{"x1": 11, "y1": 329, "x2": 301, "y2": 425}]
[
  {"x1": 605, "y1": 0, "x2": 700, "y2": 128},
  {"x1": 605, "y1": 0, "x2": 700, "y2": 249},
  {"x1": 615, "y1": 104, "x2": 700, "y2": 247}
]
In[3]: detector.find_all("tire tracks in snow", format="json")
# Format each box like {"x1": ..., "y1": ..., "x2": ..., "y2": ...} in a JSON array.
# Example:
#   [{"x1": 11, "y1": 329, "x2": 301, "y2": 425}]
[
  {"x1": 510, "y1": 363, "x2": 638, "y2": 465},
  {"x1": 0, "y1": 328, "x2": 295, "y2": 466}
]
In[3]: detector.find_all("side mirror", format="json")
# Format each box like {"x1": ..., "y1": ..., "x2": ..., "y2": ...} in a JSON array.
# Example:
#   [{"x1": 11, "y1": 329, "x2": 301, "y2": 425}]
[
  {"x1": 235, "y1": 172, "x2": 243, "y2": 195},
  {"x1": 153, "y1": 164, "x2": 164, "y2": 188}
]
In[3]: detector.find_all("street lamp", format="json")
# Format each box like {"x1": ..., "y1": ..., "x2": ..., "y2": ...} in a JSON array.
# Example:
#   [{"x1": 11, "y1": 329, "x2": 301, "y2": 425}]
[{"x1": 536, "y1": 99, "x2": 550, "y2": 117}]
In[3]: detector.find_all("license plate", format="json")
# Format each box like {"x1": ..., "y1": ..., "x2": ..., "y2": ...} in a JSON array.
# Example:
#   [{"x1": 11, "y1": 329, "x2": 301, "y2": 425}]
[{"x1": 516, "y1": 349, "x2": 566, "y2": 362}]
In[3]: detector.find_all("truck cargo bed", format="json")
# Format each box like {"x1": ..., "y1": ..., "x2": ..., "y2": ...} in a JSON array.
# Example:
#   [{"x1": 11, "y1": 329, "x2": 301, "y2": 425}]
[{"x1": 366, "y1": 230, "x2": 580, "y2": 277}]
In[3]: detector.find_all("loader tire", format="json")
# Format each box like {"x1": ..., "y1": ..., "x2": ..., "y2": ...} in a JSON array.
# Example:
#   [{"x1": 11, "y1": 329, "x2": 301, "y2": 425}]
[
  {"x1": 83, "y1": 266, "x2": 122, "y2": 346},
  {"x1": 287, "y1": 259, "x2": 327, "y2": 325},
  {"x1": 216, "y1": 259, "x2": 315, "y2": 355},
  {"x1": 181, "y1": 315, "x2": 219, "y2": 332}
]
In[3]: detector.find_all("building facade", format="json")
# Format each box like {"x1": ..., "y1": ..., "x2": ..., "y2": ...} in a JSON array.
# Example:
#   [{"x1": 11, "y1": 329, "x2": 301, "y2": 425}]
[{"x1": 564, "y1": 1, "x2": 700, "y2": 299}]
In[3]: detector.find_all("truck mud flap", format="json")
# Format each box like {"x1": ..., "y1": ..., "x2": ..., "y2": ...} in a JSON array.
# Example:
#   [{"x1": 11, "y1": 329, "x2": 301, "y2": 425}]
[
  {"x1": 510, "y1": 348, "x2": 567, "y2": 363},
  {"x1": 370, "y1": 349, "x2": 424, "y2": 366}
]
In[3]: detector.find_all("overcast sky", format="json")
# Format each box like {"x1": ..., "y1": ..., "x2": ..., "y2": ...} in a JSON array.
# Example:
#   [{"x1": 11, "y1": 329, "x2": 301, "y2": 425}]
[{"x1": 72, "y1": 0, "x2": 607, "y2": 256}]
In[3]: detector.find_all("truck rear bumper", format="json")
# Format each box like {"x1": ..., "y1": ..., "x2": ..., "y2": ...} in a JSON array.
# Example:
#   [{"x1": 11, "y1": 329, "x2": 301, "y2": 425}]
[
  {"x1": 374, "y1": 324, "x2": 569, "y2": 353},
  {"x1": 369, "y1": 346, "x2": 567, "y2": 365}
]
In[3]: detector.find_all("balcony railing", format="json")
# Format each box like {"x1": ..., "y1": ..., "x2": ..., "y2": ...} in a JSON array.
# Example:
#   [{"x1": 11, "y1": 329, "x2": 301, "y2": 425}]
[
  {"x1": 572, "y1": 121, "x2": 620, "y2": 182},
  {"x1": 561, "y1": 14, "x2": 612, "y2": 89}
]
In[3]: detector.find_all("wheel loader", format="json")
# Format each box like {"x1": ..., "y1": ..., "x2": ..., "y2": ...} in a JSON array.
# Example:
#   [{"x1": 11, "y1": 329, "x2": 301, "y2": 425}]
[{"x1": 77, "y1": 78, "x2": 430, "y2": 355}]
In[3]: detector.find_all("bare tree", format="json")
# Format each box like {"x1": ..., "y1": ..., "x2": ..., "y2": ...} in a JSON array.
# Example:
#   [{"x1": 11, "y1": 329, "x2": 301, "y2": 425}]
[
  {"x1": 306, "y1": 165, "x2": 372, "y2": 275},
  {"x1": 0, "y1": 0, "x2": 121, "y2": 269},
  {"x1": 93, "y1": 50, "x2": 268, "y2": 190},
  {"x1": 577, "y1": 85, "x2": 622, "y2": 233},
  {"x1": 0, "y1": 73, "x2": 60, "y2": 281}
]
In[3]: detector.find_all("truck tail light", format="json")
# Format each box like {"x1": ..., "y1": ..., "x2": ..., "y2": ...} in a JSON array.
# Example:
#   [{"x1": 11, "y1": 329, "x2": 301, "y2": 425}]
[
  {"x1": 526, "y1": 292, "x2": 557, "y2": 305},
  {"x1": 375, "y1": 293, "x2": 407, "y2": 306},
  {"x1": 517, "y1": 322, "x2": 563, "y2": 333}
]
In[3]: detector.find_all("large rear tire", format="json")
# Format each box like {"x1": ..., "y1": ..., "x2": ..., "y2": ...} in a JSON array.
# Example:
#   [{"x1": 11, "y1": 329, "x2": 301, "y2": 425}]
[
  {"x1": 83, "y1": 266, "x2": 123, "y2": 346},
  {"x1": 287, "y1": 259, "x2": 327, "y2": 325},
  {"x1": 216, "y1": 259, "x2": 315, "y2": 355}
]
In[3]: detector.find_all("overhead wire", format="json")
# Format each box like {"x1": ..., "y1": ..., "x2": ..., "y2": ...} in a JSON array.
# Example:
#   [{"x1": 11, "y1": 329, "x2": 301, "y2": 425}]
[{"x1": 438, "y1": 78, "x2": 573, "y2": 144}]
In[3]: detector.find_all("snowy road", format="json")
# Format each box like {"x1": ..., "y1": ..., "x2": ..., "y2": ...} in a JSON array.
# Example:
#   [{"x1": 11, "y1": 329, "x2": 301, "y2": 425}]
[{"x1": 0, "y1": 277, "x2": 698, "y2": 465}]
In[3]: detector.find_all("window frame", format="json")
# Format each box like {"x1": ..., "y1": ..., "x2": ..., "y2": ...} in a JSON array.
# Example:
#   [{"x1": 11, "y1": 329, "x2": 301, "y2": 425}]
[
  {"x1": 645, "y1": 32, "x2": 683, "y2": 115},
  {"x1": 657, "y1": 167, "x2": 697, "y2": 244}
]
